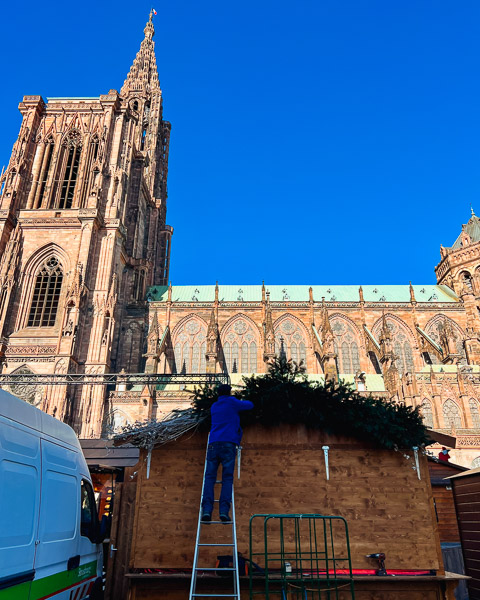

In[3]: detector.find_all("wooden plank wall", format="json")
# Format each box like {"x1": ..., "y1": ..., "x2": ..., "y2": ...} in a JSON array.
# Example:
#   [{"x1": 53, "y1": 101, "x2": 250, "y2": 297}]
[
  {"x1": 105, "y1": 474, "x2": 137, "y2": 600},
  {"x1": 432, "y1": 486, "x2": 461, "y2": 543},
  {"x1": 129, "y1": 425, "x2": 443, "y2": 572},
  {"x1": 452, "y1": 473, "x2": 480, "y2": 600},
  {"x1": 428, "y1": 460, "x2": 465, "y2": 543}
]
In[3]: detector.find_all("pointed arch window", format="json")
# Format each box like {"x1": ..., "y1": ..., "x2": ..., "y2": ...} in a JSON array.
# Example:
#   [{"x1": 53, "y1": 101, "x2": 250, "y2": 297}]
[
  {"x1": 425, "y1": 317, "x2": 467, "y2": 365},
  {"x1": 421, "y1": 400, "x2": 434, "y2": 429},
  {"x1": 172, "y1": 319, "x2": 207, "y2": 374},
  {"x1": 443, "y1": 399, "x2": 462, "y2": 430},
  {"x1": 8, "y1": 365, "x2": 42, "y2": 406},
  {"x1": 79, "y1": 134, "x2": 100, "y2": 207},
  {"x1": 460, "y1": 271, "x2": 473, "y2": 293},
  {"x1": 56, "y1": 130, "x2": 82, "y2": 209},
  {"x1": 469, "y1": 399, "x2": 480, "y2": 428},
  {"x1": 35, "y1": 137, "x2": 55, "y2": 208},
  {"x1": 331, "y1": 318, "x2": 361, "y2": 374},
  {"x1": 27, "y1": 257, "x2": 63, "y2": 327},
  {"x1": 274, "y1": 318, "x2": 307, "y2": 369},
  {"x1": 223, "y1": 318, "x2": 258, "y2": 374}
]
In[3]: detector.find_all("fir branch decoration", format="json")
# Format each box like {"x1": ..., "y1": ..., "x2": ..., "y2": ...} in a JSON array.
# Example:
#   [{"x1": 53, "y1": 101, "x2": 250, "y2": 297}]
[{"x1": 191, "y1": 357, "x2": 428, "y2": 449}]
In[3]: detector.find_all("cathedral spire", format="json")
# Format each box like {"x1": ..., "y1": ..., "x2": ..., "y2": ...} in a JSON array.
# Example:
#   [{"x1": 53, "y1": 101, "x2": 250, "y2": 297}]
[{"x1": 121, "y1": 12, "x2": 161, "y2": 96}]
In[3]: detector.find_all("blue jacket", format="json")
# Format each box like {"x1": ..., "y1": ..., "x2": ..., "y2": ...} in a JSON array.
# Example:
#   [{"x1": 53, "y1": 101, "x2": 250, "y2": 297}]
[{"x1": 209, "y1": 395, "x2": 254, "y2": 445}]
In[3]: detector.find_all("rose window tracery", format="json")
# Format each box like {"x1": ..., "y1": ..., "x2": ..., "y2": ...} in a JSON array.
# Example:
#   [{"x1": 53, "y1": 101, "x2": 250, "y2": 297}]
[
  {"x1": 274, "y1": 317, "x2": 307, "y2": 370},
  {"x1": 330, "y1": 318, "x2": 360, "y2": 374},
  {"x1": 223, "y1": 318, "x2": 257, "y2": 373},
  {"x1": 173, "y1": 319, "x2": 206, "y2": 373}
]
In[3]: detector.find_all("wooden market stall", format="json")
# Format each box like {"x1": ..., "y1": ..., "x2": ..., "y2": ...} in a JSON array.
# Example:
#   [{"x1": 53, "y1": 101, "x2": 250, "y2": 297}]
[{"x1": 118, "y1": 423, "x2": 463, "y2": 600}]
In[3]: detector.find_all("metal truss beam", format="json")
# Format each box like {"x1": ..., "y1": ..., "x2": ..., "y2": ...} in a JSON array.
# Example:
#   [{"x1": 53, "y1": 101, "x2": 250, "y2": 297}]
[{"x1": 0, "y1": 372, "x2": 229, "y2": 386}]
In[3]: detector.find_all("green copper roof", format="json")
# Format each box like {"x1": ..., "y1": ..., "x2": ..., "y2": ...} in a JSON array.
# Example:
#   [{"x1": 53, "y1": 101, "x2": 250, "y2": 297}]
[
  {"x1": 146, "y1": 284, "x2": 459, "y2": 303},
  {"x1": 228, "y1": 372, "x2": 386, "y2": 391},
  {"x1": 451, "y1": 212, "x2": 480, "y2": 249}
]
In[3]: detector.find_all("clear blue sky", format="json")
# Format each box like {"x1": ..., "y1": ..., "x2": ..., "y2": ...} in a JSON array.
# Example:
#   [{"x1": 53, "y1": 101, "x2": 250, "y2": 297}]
[{"x1": 1, "y1": 1, "x2": 479, "y2": 285}]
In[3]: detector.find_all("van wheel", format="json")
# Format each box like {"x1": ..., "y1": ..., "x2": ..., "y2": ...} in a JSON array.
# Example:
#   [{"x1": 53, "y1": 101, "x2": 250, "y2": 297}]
[{"x1": 88, "y1": 577, "x2": 104, "y2": 600}]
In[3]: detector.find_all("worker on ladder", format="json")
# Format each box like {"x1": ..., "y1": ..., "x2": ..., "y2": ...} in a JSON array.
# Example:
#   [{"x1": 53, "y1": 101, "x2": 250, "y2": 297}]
[{"x1": 201, "y1": 384, "x2": 253, "y2": 523}]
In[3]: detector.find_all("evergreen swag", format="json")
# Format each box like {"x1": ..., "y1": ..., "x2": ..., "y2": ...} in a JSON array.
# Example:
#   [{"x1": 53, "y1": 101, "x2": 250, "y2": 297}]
[{"x1": 192, "y1": 357, "x2": 429, "y2": 449}]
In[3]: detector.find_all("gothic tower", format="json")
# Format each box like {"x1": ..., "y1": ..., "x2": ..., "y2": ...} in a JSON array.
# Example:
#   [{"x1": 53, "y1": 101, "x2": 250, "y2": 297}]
[
  {"x1": 0, "y1": 12, "x2": 172, "y2": 437},
  {"x1": 435, "y1": 209, "x2": 480, "y2": 363}
]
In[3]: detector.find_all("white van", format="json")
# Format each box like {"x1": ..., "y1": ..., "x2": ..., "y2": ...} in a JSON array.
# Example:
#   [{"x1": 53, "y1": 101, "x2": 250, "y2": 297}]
[{"x1": 0, "y1": 389, "x2": 104, "y2": 599}]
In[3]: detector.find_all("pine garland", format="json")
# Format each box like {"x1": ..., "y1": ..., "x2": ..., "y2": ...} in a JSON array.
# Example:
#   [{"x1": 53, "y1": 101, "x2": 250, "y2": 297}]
[{"x1": 191, "y1": 357, "x2": 428, "y2": 449}]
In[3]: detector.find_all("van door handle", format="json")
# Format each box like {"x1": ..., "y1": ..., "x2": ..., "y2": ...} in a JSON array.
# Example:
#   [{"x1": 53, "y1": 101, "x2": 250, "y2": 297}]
[{"x1": 67, "y1": 555, "x2": 80, "y2": 571}]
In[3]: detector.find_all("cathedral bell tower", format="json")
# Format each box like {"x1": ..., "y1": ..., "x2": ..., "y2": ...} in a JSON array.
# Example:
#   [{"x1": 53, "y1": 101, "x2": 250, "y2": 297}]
[
  {"x1": 435, "y1": 209, "x2": 480, "y2": 363},
  {"x1": 0, "y1": 12, "x2": 173, "y2": 437}
]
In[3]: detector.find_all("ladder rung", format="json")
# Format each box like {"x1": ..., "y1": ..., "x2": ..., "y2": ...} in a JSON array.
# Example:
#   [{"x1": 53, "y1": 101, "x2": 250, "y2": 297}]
[
  {"x1": 192, "y1": 595, "x2": 238, "y2": 598},
  {"x1": 203, "y1": 520, "x2": 232, "y2": 524},
  {"x1": 195, "y1": 567, "x2": 236, "y2": 571},
  {"x1": 198, "y1": 543, "x2": 235, "y2": 546}
]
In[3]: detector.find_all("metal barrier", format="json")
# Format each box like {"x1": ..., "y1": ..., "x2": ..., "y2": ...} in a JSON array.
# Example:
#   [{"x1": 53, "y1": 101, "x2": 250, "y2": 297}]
[{"x1": 249, "y1": 514, "x2": 355, "y2": 599}]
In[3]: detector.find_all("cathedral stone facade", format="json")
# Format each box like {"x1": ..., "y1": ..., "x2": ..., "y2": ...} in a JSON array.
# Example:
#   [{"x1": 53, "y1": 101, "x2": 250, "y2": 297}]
[
  {"x1": 1, "y1": 15, "x2": 480, "y2": 466},
  {"x1": 0, "y1": 14, "x2": 172, "y2": 437}
]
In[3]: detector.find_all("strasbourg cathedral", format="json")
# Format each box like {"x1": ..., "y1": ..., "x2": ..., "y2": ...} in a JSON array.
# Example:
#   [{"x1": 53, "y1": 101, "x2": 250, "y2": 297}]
[{"x1": 1, "y1": 14, "x2": 480, "y2": 466}]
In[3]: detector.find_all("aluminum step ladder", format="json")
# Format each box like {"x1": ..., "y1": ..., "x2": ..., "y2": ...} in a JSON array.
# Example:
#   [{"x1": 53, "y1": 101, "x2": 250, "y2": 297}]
[{"x1": 189, "y1": 443, "x2": 241, "y2": 600}]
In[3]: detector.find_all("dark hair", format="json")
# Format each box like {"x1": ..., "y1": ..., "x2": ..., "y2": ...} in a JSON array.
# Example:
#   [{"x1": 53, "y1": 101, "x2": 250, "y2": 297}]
[{"x1": 218, "y1": 384, "x2": 232, "y2": 396}]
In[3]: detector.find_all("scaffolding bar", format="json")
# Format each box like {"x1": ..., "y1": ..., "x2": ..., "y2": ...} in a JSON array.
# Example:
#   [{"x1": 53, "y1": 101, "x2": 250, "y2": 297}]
[{"x1": 0, "y1": 372, "x2": 229, "y2": 386}]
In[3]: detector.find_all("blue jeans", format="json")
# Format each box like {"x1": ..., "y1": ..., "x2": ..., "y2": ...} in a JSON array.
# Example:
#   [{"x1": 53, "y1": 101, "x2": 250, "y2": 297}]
[{"x1": 202, "y1": 442, "x2": 237, "y2": 516}]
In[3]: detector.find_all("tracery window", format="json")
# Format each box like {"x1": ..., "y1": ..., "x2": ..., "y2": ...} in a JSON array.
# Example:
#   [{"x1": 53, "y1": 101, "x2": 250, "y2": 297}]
[
  {"x1": 79, "y1": 134, "x2": 100, "y2": 207},
  {"x1": 8, "y1": 365, "x2": 44, "y2": 407},
  {"x1": 274, "y1": 317, "x2": 307, "y2": 370},
  {"x1": 223, "y1": 318, "x2": 258, "y2": 373},
  {"x1": 330, "y1": 317, "x2": 360, "y2": 374},
  {"x1": 27, "y1": 257, "x2": 63, "y2": 327},
  {"x1": 421, "y1": 399, "x2": 434, "y2": 429},
  {"x1": 443, "y1": 399, "x2": 462, "y2": 430},
  {"x1": 57, "y1": 130, "x2": 82, "y2": 209},
  {"x1": 425, "y1": 317, "x2": 467, "y2": 364},
  {"x1": 173, "y1": 319, "x2": 206, "y2": 373},
  {"x1": 35, "y1": 137, "x2": 54, "y2": 208},
  {"x1": 469, "y1": 399, "x2": 480, "y2": 428}
]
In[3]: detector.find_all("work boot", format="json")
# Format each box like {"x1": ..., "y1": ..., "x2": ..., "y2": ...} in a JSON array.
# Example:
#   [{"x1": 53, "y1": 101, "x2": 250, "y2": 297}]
[{"x1": 219, "y1": 513, "x2": 231, "y2": 523}]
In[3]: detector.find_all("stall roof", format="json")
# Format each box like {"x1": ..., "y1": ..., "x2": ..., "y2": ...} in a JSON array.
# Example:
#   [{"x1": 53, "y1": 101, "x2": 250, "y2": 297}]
[
  {"x1": 426, "y1": 429, "x2": 456, "y2": 448},
  {"x1": 80, "y1": 438, "x2": 139, "y2": 469},
  {"x1": 448, "y1": 466, "x2": 480, "y2": 480}
]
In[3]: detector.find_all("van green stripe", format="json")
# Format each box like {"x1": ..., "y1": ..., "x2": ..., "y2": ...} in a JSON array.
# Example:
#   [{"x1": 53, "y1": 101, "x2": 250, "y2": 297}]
[{"x1": 0, "y1": 561, "x2": 97, "y2": 600}]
